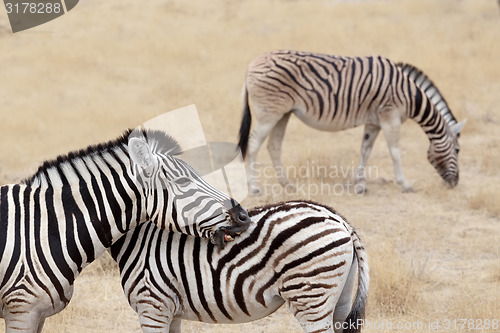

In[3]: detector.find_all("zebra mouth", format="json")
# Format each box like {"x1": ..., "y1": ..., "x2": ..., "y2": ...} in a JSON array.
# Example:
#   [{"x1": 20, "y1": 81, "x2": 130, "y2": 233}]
[
  {"x1": 211, "y1": 228, "x2": 242, "y2": 248},
  {"x1": 445, "y1": 177, "x2": 458, "y2": 188},
  {"x1": 442, "y1": 172, "x2": 458, "y2": 188},
  {"x1": 209, "y1": 201, "x2": 250, "y2": 248}
]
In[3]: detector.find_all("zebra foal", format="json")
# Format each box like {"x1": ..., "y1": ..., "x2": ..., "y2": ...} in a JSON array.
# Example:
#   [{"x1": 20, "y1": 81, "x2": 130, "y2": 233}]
[
  {"x1": 0, "y1": 128, "x2": 249, "y2": 332},
  {"x1": 111, "y1": 200, "x2": 368, "y2": 333},
  {"x1": 238, "y1": 50, "x2": 466, "y2": 194}
]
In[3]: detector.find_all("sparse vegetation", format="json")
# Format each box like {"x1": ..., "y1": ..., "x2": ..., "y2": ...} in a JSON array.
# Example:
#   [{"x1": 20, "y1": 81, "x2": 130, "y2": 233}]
[
  {"x1": 469, "y1": 185, "x2": 500, "y2": 217},
  {"x1": 0, "y1": 0, "x2": 499, "y2": 332},
  {"x1": 369, "y1": 243, "x2": 425, "y2": 317}
]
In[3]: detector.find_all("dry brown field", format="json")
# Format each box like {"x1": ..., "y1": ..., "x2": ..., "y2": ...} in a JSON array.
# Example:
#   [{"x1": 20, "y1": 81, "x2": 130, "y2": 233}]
[{"x1": 0, "y1": 0, "x2": 499, "y2": 332}]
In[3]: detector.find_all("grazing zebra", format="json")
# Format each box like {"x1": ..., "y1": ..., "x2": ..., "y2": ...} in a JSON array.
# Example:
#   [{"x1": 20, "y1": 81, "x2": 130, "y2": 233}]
[
  {"x1": 111, "y1": 200, "x2": 368, "y2": 333},
  {"x1": 0, "y1": 128, "x2": 249, "y2": 332},
  {"x1": 238, "y1": 50, "x2": 466, "y2": 195}
]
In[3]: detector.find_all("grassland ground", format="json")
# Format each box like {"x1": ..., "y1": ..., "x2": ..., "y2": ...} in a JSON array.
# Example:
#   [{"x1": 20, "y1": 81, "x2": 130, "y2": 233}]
[{"x1": 0, "y1": 0, "x2": 498, "y2": 332}]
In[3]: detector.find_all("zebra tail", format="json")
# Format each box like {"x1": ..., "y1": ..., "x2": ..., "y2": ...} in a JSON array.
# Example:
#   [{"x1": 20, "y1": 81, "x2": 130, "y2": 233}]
[
  {"x1": 237, "y1": 82, "x2": 252, "y2": 158},
  {"x1": 343, "y1": 230, "x2": 369, "y2": 333}
]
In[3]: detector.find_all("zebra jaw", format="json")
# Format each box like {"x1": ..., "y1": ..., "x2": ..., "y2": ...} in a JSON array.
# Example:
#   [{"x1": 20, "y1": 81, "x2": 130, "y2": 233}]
[{"x1": 211, "y1": 229, "x2": 241, "y2": 248}]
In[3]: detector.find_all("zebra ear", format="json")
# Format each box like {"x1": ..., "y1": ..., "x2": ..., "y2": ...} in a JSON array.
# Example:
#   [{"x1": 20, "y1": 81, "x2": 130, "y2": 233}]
[
  {"x1": 128, "y1": 137, "x2": 155, "y2": 176},
  {"x1": 450, "y1": 119, "x2": 466, "y2": 136}
]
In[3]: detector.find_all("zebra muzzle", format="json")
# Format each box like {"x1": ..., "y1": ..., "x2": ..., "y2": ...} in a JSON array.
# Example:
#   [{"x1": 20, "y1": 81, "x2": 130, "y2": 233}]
[
  {"x1": 227, "y1": 204, "x2": 251, "y2": 230},
  {"x1": 210, "y1": 200, "x2": 250, "y2": 248},
  {"x1": 211, "y1": 228, "x2": 240, "y2": 248}
]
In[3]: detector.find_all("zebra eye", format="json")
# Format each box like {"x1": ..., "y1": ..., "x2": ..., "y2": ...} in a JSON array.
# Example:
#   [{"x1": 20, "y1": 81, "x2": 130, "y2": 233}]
[
  {"x1": 455, "y1": 147, "x2": 460, "y2": 154},
  {"x1": 174, "y1": 177, "x2": 191, "y2": 186}
]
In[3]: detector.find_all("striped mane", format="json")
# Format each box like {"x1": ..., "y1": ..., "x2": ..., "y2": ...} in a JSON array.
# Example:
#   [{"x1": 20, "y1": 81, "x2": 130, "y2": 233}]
[
  {"x1": 396, "y1": 62, "x2": 457, "y2": 126},
  {"x1": 248, "y1": 199, "x2": 341, "y2": 218},
  {"x1": 22, "y1": 129, "x2": 182, "y2": 186},
  {"x1": 130, "y1": 129, "x2": 183, "y2": 156}
]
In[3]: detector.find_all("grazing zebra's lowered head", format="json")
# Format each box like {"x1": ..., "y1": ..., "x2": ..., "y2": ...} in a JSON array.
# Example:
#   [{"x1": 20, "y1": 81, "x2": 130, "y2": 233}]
[
  {"x1": 397, "y1": 62, "x2": 466, "y2": 188},
  {"x1": 0, "y1": 128, "x2": 249, "y2": 332},
  {"x1": 426, "y1": 121, "x2": 464, "y2": 187},
  {"x1": 126, "y1": 128, "x2": 250, "y2": 246}
]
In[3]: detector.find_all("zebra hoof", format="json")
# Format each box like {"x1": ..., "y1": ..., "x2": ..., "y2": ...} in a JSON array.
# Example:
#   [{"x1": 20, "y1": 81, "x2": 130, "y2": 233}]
[
  {"x1": 354, "y1": 183, "x2": 367, "y2": 194},
  {"x1": 249, "y1": 186, "x2": 262, "y2": 196},
  {"x1": 402, "y1": 186, "x2": 414, "y2": 193}
]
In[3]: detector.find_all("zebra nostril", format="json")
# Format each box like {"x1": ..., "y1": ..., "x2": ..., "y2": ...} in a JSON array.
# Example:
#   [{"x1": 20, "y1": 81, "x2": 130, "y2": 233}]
[{"x1": 238, "y1": 212, "x2": 249, "y2": 224}]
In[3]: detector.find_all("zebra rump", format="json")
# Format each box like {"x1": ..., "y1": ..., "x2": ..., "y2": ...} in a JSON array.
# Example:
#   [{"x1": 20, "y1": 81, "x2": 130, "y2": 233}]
[{"x1": 111, "y1": 200, "x2": 369, "y2": 333}]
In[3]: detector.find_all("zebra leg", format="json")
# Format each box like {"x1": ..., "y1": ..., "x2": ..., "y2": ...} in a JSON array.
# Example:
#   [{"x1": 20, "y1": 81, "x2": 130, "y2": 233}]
[
  {"x1": 379, "y1": 110, "x2": 414, "y2": 192},
  {"x1": 169, "y1": 318, "x2": 182, "y2": 333},
  {"x1": 355, "y1": 124, "x2": 380, "y2": 194},
  {"x1": 135, "y1": 296, "x2": 178, "y2": 333},
  {"x1": 4, "y1": 312, "x2": 42, "y2": 333},
  {"x1": 291, "y1": 309, "x2": 335, "y2": 333},
  {"x1": 332, "y1": 257, "x2": 358, "y2": 332},
  {"x1": 267, "y1": 112, "x2": 295, "y2": 191},
  {"x1": 37, "y1": 319, "x2": 46, "y2": 333},
  {"x1": 137, "y1": 307, "x2": 174, "y2": 333},
  {"x1": 285, "y1": 290, "x2": 337, "y2": 333},
  {"x1": 133, "y1": 286, "x2": 177, "y2": 333},
  {"x1": 246, "y1": 114, "x2": 284, "y2": 196}
]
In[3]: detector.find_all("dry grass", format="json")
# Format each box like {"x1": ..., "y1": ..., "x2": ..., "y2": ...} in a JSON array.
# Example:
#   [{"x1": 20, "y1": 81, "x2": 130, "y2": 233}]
[
  {"x1": 0, "y1": 0, "x2": 499, "y2": 332},
  {"x1": 369, "y1": 243, "x2": 425, "y2": 317},
  {"x1": 469, "y1": 185, "x2": 500, "y2": 217}
]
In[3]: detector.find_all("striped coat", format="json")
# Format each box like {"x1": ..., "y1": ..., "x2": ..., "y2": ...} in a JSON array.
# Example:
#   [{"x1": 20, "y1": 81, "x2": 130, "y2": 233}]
[
  {"x1": 0, "y1": 129, "x2": 249, "y2": 332},
  {"x1": 112, "y1": 200, "x2": 368, "y2": 333},
  {"x1": 238, "y1": 50, "x2": 465, "y2": 195}
]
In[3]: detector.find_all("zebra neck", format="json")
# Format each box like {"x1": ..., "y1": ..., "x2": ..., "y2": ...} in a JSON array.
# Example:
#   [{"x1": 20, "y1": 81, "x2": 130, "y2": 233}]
[
  {"x1": 27, "y1": 147, "x2": 146, "y2": 267},
  {"x1": 398, "y1": 62, "x2": 457, "y2": 127},
  {"x1": 410, "y1": 87, "x2": 454, "y2": 143}
]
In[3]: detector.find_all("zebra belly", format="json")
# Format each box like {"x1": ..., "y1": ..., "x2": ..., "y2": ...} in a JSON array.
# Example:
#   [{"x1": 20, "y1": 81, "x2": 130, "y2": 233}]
[
  {"x1": 178, "y1": 294, "x2": 285, "y2": 324},
  {"x1": 292, "y1": 107, "x2": 371, "y2": 132},
  {"x1": 228, "y1": 295, "x2": 285, "y2": 323}
]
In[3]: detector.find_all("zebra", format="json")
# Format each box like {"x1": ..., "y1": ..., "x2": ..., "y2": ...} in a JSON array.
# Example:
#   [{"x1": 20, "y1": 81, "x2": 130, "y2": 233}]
[
  {"x1": 237, "y1": 50, "x2": 466, "y2": 195},
  {"x1": 111, "y1": 200, "x2": 369, "y2": 333},
  {"x1": 0, "y1": 128, "x2": 250, "y2": 332}
]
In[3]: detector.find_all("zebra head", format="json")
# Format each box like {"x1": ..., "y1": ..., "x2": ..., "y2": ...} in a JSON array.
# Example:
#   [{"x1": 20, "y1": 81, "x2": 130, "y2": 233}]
[
  {"x1": 427, "y1": 120, "x2": 466, "y2": 187},
  {"x1": 127, "y1": 129, "x2": 250, "y2": 247}
]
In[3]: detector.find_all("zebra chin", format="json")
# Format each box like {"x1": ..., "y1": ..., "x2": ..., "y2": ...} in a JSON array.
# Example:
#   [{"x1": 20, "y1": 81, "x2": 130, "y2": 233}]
[
  {"x1": 210, "y1": 228, "x2": 238, "y2": 248},
  {"x1": 442, "y1": 172, "x2": 458, "y2": 188},
  {"x1": 446, "y1": 177, "x2": 458, "y2": 188}
]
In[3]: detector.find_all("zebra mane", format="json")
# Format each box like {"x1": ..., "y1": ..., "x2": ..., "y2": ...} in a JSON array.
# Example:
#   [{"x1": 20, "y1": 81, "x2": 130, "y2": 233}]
[
  {"x1": 249, "y1": 200, "x2": 344, "y2": 220},
  {"x1": 23, "y1": 129, "x2": 182, "y2": 186},
  {"x1": 396, "y1": 62, "x2": 457, "y2": 126},
  {"x1": 130, "y1": 128, "x2": 183, "y2": 157}
]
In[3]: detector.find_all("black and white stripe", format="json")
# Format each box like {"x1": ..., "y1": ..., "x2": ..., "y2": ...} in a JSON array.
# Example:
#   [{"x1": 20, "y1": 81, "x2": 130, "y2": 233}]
[
  {"x1": 0, "y1": 129, "x2": 249, "y2": 332},
  {"x1": 396, "y1": 62, "x2": 456, "y2": 126},
  {"x1": 111, "y1": 200, "x2": 368, "y2": 333},
  {"x1": 238, "y1": 50, "x2": 466, "y2": 194}
]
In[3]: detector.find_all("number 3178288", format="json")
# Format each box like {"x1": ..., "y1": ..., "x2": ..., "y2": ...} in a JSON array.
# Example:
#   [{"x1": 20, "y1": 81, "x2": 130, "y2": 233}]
[{"x1": 5, "y1": 2, "x2": 62, "y2": 14}]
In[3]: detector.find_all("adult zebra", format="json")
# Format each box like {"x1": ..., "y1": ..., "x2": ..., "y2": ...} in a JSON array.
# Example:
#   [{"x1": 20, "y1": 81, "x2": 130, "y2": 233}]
[
  {"x1": 111, "y1": 200, "x2": 368, "y2": 333},
  {"x1": 238, "y1": 50, "x2": 466, "y2": 195},
  {"x1": 0, "y1": 128, "x2": 249, "y2": 332}
]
